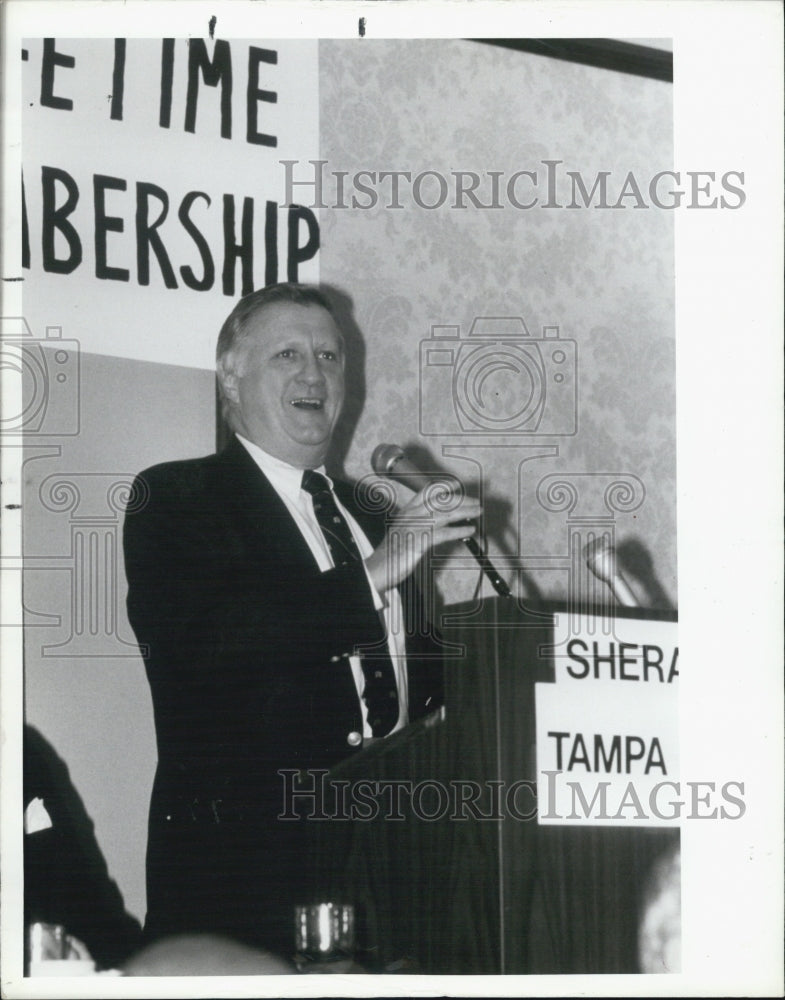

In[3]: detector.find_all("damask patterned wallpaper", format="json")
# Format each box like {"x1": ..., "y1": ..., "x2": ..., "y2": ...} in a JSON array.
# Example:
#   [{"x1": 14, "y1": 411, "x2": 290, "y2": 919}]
[{"x1": 319, "y1": 39, "x2": 676, "y2": 611}]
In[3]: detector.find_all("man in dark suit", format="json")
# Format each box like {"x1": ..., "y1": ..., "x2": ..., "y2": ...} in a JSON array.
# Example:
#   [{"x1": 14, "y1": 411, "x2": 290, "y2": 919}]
[{"x1": 123, "y1": 283, "x2": 479, "y2": 954}]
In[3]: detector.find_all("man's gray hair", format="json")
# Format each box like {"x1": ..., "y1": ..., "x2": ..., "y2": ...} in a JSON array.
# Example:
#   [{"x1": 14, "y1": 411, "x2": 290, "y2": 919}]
[{"x1": 215, "y1": 283, "x2": 338, "y2": 428}]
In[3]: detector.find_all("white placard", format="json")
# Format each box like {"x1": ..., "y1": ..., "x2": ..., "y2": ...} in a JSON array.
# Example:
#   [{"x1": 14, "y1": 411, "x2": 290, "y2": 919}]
[{"x1": 536, "y1": 614, "x2": 681, "y2": 826}]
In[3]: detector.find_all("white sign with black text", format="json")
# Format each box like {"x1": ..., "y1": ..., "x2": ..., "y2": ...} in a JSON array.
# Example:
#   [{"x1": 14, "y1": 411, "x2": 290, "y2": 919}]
[
  {"x1": 536, "y1": 614, "x2": 679, "y2": 826},
  {"x1": 22, "y1": 37, "x2": 319, "y2": 370}
]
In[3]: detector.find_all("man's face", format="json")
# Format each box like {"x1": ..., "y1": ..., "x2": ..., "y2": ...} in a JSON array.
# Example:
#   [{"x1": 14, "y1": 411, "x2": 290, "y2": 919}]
[{"x1": 223, "y1": 302, "x2": 346, "y2": 468}]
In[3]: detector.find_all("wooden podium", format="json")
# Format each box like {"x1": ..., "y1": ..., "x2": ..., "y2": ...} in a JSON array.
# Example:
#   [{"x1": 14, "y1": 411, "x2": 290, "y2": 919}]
[{"x1": 307, "y1": 599, "x2": 679, "y2": 974}]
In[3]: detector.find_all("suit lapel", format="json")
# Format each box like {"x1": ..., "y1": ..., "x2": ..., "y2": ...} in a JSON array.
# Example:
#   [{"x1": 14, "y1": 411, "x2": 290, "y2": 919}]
[
  {"x1": 215, "y1": 438, "x2": 319, "y2": 570},
  {"x1": 215, "y1": 440, "x2": 388, "y2": 573}
]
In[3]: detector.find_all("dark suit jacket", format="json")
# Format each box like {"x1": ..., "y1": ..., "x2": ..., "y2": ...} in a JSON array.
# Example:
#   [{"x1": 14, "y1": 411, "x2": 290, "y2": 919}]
[{"x1": 123, "y1": 437, "x2": 443, "y2": 950}]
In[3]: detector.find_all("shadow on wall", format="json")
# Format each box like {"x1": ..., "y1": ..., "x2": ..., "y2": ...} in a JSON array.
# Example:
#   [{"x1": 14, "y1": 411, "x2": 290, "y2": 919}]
[
  {"x1": 616, "y1": 537, "x2": 675, "y2": 611},
  {"x1": 321, "y1": 283, "x2": 367, "y2": 478},
  {"x1": 24, "y1": 724, "x2": 143, "y2": 970}
]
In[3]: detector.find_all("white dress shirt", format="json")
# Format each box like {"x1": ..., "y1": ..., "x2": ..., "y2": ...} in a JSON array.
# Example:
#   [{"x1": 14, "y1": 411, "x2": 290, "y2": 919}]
[{"x1": 236, "y1": 434, "x2": 409, "y2": 737}]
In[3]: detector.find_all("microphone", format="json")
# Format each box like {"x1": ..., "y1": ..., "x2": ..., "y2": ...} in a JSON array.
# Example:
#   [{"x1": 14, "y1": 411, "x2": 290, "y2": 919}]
[
  {"x1": 371, "y1": 444, "x2": 511, "y2": 598},
  {"x1": 372, "y1": 443, "x2": 441, "y2": 493},
  {"x1": 583, "y1": 536, "x2": 638, "y2": 608}
]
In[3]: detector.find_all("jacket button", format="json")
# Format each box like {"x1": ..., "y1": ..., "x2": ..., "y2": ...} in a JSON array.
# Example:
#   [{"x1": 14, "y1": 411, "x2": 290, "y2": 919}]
[
  {"x1": 330, "y1": 655, "x2": 340, "y2": 663},
  {"x1": 347, "y1": 731, "x2": 362, "y2": 747}
]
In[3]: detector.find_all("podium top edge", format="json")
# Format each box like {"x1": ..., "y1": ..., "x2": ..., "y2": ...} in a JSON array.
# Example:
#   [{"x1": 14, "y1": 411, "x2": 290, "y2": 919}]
[{"x1": 444, "y1": 597, "x2": 678, "y2": 624}]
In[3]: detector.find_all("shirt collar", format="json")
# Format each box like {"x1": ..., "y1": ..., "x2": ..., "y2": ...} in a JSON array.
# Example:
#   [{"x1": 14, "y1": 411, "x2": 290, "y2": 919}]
[{"x1": 234, "y1": 433, "x2": 331, "y2": 502}]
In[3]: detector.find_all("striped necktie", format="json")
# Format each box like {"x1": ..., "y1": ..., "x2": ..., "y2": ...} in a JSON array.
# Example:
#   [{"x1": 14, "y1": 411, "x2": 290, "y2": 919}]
[{"x1": 301, "y1": 469, "x2": 399, "y2": 737}]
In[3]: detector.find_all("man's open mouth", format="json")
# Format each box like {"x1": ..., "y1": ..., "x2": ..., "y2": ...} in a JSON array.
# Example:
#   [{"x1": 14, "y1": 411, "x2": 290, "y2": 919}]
[{"x1": 290, "y1": 398, "x2": 324, "y2": 410}]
